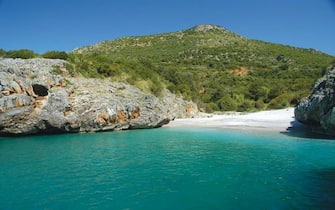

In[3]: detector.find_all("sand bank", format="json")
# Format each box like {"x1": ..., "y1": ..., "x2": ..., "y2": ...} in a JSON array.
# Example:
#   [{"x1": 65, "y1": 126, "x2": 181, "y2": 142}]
[{"x1": 164, "y1": 108, "x2": 296, "y2": 131}]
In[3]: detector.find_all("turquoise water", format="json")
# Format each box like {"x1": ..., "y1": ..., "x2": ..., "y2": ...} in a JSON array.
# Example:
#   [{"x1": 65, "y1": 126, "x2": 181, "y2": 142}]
[{"x1": 1, "y1": 128, "x2": 335, "y2": 210}]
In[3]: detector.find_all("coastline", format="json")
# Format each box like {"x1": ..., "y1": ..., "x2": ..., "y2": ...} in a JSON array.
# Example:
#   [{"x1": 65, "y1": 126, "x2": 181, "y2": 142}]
[{"x1": 164, "y1": 108, "x2": 297, "y2": 132}]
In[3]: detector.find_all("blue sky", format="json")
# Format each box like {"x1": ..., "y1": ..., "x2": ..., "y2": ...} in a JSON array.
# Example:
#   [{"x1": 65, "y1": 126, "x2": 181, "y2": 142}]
[{"x1": 1, "y1": 0, "x2": 335, "y2": 55}]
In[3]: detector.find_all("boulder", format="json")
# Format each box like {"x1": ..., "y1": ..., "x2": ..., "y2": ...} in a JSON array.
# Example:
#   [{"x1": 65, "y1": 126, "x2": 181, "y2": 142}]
[{"x1": 295, "y1": 66, "x2": 335, "y2": 135}]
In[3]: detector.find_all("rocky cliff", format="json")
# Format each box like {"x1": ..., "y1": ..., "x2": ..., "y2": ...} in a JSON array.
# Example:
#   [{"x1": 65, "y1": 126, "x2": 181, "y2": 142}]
[
  {"x1": 295, "y1": 65, "x2": 335, "y2": 135},
  {"x1": 0, "y1": 58, "x2": 198, "y2": 135}
]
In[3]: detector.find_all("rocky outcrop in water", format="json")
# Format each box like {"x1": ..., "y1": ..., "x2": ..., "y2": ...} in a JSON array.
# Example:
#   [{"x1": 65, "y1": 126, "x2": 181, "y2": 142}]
[
  {"x1": 295, "y1": 66, "x2": 335, "y2": 135},
  {"x1": 0, "y1": 58, "x2": 198, "y2": 135}
]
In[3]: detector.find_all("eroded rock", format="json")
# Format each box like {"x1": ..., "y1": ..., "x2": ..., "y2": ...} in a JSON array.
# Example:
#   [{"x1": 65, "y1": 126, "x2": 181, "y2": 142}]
[
  {"x1": 295, "y1": 66, "x2": 335, "y2": 135},
  {"x1": 0, "y1": 58, "x2": 198, "y2": 135}
]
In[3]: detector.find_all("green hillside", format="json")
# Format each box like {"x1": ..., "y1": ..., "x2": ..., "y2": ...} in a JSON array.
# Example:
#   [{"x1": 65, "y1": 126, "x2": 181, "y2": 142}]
[{"x1": 69, "y1": 24, "x2": 334, "y2": 112}]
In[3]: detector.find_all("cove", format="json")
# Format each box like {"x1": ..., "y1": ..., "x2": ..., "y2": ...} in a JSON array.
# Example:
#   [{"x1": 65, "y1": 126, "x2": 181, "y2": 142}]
[{"x1": 1, "y1": 128, "x2": 335, "y2": 209}]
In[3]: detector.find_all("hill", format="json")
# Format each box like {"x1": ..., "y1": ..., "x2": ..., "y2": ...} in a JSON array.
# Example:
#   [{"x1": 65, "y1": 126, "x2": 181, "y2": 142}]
[{"x1": 69, "y1": 24, "x2": 334, "y2": 112}]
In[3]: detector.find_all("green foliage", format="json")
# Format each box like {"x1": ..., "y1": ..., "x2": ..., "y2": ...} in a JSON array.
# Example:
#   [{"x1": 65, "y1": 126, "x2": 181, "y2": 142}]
[
  {"x1": 66, "y1": 53, "x2": 165, "y2": 97},
  {"x1": 247, "y1": 83, "x2": 269, "y2": 101},
  {"x1": 218, "y1": 95, "x2": 238, "y2": 111},
  {"x1": 0, "y1": 49, "x2": 5, "y2": 57},
  {"x1": 255, "y1": 98, "x2": 265, "y2": 109},
  {"x1": 67, "y1": 25, "x2": 334, "y2": 111},
  {"x1": 237, "y1": 100, "x2": 255, "y2": 112},
  {"x1": 65, "y1": 63, "x2": 76, "y2": 76},
  {"x1": 42, "y1": 51, "x2": 69, "y2": 60},
  {"x1": 204, "y1": 102, "x2": 219, "y2": 113},
  {"x1": 268, "y1": 93, "x2": 293, "y2": 109},
  {"x1": 51, "y1": 65, "x2": 62, "y2": 75},
  {"x1": 150, "y1": 76, "x2": 164, "y2": 97},
  {"x1": 5, "y1": 49, "x2": 37, "y2": 59}
]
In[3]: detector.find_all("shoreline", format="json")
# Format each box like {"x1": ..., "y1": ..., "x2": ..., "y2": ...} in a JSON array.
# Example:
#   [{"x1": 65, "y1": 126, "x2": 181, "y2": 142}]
[{"x1": 164, "y1": 108, "x2": 298, "y2": 132}]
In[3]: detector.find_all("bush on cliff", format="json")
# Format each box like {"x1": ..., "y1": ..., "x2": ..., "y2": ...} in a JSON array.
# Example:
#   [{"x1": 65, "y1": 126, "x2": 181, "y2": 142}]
[
  {"x1": 5, "y1": 49, "x2": 37, "y2": 59},
  {"x1": 0, "y1": 49, "x2": 5, "y2": 57},
  {"x1": 42, "y1": 51, "x2": 69, "y2": 60}
]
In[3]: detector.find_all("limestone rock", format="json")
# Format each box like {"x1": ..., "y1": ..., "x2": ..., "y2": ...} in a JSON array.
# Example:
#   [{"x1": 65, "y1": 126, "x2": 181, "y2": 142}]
[
  {"x1": 295, "y1": 66, "x2": 335, "y2": 135},
  {"x1": 0, "y1": 58, "x2": 198, "y2": 135}
]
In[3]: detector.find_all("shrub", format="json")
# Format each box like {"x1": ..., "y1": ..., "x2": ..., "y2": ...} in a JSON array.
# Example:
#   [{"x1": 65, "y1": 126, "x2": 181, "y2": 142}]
[
  {"x1": 150, "y1": 76, "x2": 164, "y2": 97},
  {"x1": 248, "y1": 84, "x2": 269, "y2": 101},
  {"x1": 151, "y1": 82, "x2": 164, "y2": 97},
  {"x1": 218, "y1": 95, "x2": 238, "y2": 111},
  {"x1": 5, "y1": 49, "x2": 37, "y2": 59},
  {"x1": 65, "y1": 63, "x2": 76, "y2": 76},
  {"x1": 268, "y1": 93, "x2": 292, "y2": 109},
  {"x1": 51, "y1": 65, "x2": 62, "y2": 75},
  {"x1": 0, "y1": 49, "x2": 5, "y2": 57},
  {"x1": 255, "y1": 98, "x2": 265, "y2": 109},
  {"x1": 96, "y1": 64, "x2": 113, "y2": 77},
  {"x1": 204, "y1": 102, "x2": 219, "y2": 113},
  {"x1": 42, "y1": 51, "x2": 69, "y2": 60},
  {"x1": 237, "y1": 100, "x2": 255, "y2": 112}
]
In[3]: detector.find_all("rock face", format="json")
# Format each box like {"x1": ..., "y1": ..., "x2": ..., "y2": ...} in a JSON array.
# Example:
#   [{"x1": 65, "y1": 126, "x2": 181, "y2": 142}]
[
  {"x1": 295, "y1": 66, "x2": 335, "y2": 135},
  {"x1": 0, "y1": 58, "x2": 198, "y2": 135}
]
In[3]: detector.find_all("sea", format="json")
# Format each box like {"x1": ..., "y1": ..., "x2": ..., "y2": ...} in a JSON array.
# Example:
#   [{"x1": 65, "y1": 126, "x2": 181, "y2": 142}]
[{"x1": 1, "y1": 127, "x2": 335, "y2": 210}]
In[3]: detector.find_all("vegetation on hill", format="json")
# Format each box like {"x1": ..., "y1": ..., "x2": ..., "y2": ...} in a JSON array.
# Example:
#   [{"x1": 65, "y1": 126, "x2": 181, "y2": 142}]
[
  {"x1": 2, "y1": 49, "x2": 37, "y2": 59},
  {"x1": 1, "y1": 25, "x2": 334, "y2": 112},
  {"x1": 0, "y1": 49, "x2": 69, "y2": 60},
  {"x1": 41, "y1": 51, "x2": 69, "y2": 60}
]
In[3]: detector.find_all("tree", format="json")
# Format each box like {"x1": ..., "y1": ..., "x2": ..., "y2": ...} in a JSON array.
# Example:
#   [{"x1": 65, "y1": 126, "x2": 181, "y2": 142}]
[
  {"x1": 97, "y1": 64, "x2": 113, "y2": 77},
  {"x1": 248, "y1": 83, "x2": 269, "y2": 101},
  {"x1": 218, "y1": 95, "x2": 238, "y2": 111}
]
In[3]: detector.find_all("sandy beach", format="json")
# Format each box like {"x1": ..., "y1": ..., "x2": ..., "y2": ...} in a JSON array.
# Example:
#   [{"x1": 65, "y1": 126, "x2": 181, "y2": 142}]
[{"x1": 164, "y1": 108, "x2": 296, "y2": 132}]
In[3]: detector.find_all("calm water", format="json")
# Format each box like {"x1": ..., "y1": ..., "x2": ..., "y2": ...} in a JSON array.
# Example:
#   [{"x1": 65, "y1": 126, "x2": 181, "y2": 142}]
[{"x1": 1, "y1": 128, "x2": 335, "y2": 210}]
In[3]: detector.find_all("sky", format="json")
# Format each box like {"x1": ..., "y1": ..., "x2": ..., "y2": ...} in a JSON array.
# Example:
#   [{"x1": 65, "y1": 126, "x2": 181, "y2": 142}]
[{"x1": 0, "y1": 0, "x2": 335, "y2": 55}]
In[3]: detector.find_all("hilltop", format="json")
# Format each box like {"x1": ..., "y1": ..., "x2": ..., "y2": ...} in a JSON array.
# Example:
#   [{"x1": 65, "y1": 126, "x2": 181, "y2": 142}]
[{"x1": 70, "y1": 24, "x2": 334, "y2": 112}]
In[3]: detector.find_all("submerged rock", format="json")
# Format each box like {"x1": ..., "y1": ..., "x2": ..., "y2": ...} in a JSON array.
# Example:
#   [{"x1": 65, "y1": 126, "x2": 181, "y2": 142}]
[
  {"x1": 295, "y1": 66, "x2": 335, "y2": 135},
  {"x1": 0, "y1": 58, "x2": 198, "y2": 135}
]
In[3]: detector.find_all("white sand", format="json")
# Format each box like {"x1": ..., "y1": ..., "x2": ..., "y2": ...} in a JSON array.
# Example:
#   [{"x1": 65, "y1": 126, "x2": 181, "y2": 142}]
[{"x1": 164, "y1": 108, "x2": 296, "y2": 131}]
